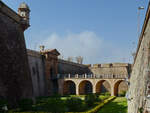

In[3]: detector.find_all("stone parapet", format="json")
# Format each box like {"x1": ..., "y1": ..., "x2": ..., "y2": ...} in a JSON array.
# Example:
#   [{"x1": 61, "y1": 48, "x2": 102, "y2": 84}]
[
  {"x1": 91, "y1": 63, "x2": 130, "y2": 68},
  {"x1": 112, "y1": 63, "x2": 129, "y2": 67},
  {"x1": 58, "y1": 59, "x2": 88, "y2": 68},
  {"x1": 101, "y1": 63, "x2": 112, "y2": 68},
  {"x1": 89, "y1": 63, "x2": 131, "y2": 77},
  {"x1": 27, "y1": 49, "x2": 41, "y2": 58},
  {"x1": 93, "y1": 64, "x2": 101, "y2": 68},
  {"x1": 0, "y1": 1, "x2": 21, "y2": 24},
  {"x1": 84, "y1": 64, "x2": 91, "y2": 67}
]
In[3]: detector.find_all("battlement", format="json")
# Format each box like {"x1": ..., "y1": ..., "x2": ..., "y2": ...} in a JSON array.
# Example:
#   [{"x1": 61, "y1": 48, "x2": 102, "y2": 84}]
[
  {"x1": 0, "y1": 1, "x2": 30, "y2": 30},
  {"x1": 27, "y1": 49, "x2": 41, "y2": 58},
  {"x1": 90, "y1": 63, "x2": 130, "y2": 68},
  {"x1": 0, "y1": 1, "x2": 21, "y2": 24},
  {"x1": 84, "y1": 64, "x2": 92, "y2": 67},
  {"x1": 58, "y1": 59, "x2": 88, "y2": 68}
]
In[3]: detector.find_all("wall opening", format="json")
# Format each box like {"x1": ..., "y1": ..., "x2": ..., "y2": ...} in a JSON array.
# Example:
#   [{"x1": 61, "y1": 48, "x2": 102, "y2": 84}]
[
  {"x1": 96, "y1": 80, "x2": 111, "y2": 94},
  {"x1": 79, "y1": 80, "x2": 92, "y2": 95},
  {"x1": 63, "y1": 81, "x2": 76, "y2": 95},
  {"x1": 114, "y1": 80, "x2": 128, "y2": 96}
]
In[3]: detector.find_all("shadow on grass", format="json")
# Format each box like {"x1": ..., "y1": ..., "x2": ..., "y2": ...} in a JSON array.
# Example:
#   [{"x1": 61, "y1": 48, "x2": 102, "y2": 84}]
[{"x1": 97, "y1": 97, "x2": 127, "y2": 113}]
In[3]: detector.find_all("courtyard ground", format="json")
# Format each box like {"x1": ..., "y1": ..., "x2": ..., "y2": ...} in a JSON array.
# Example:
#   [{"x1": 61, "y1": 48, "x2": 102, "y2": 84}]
[
  {"x1": 7, "y1": 94, "x2": 110, "y2": 112},
  {"x1": 97, "y1": 97, "x2": 127, "y2": 113}
]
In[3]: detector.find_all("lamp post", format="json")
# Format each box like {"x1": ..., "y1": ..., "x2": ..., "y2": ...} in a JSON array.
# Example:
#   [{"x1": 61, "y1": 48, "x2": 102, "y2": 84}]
[{"x1": 138, "y1": 6, "x2": 144, "y2": 38}]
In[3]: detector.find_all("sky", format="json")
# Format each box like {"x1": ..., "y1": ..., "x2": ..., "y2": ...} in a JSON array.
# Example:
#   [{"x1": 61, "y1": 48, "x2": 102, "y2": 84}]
[{"x1": 3, "y1": 0, "x2": 149, "y2": 64}]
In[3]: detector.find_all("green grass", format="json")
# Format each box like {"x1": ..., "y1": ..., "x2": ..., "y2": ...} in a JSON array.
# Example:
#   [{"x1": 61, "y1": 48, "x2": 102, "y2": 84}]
[{"x1": 97, "y1": 97, "x2": 127, "y2": 113}]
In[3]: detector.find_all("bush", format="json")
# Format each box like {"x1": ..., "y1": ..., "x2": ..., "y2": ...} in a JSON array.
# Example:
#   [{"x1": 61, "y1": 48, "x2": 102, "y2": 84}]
[
  {"x1": 85, "y1": 96, "x2": 116, "y2": 113},
  {"x1": 18, "y1": 99, "x2": 33, "y2": 111},
  {"x1": 104, "y1": 92, "x2": 111, "y2": 96},
  {"x1": 36, "y1": 94, "x2": 61, "y2": 105},
  {"x1": 0, "y1": 99, "x2": 8, "y2": 107},
  {"x1": 0, "y1": 99, "x2": 8, "y2": 112},
  {"x1": 85, "y1": 93, "x2": 100, "y2": 107},
  {"x1": 36, "y1": 98, "x2": 47, "y2": 105},
  {"x1": 33, "y1": 97, "x2": 66, "y2": 112},
  {"x1": 65, "y1": 97, "x2": 86, "y2": 112},
  {"x1": 119, "y1": 91, "x2": 126, "y2": 97},
  {"x1": 51, "y1": 93, "x2": 61, "y2": 98}
]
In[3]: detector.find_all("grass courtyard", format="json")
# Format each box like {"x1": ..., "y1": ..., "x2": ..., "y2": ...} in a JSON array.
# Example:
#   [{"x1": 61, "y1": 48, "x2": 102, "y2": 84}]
[
  {"x1": 5, "y1": 94, "x2": 110, "y2": 112},
  {"x1": 97, "y1": 97, "x2": 127, "y2": 113},
  {"x1": 1, "y1": 94, "x2": 128, "y2": 112}
]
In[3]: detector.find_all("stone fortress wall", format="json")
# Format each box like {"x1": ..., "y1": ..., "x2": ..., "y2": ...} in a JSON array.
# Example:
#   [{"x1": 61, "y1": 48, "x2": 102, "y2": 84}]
[
  {"x1": 0, "y1": 0, "x2": 132, "y2": 106},
  {"x1": 27, "y1": 48, "x2": 131, "y2": 96},
  {"x1": 58, "y1": 63, "x2": 131, "y2": 96},
  {"x1": 58, "y1": 59, "x2": 91, "y2": 75},
  {"x1": 89, "y1": 63, "x2": 131, "y2": 94},
  {"x1": 27, "y1": 50, "x2": 47, "y2": 97},
  {"x1": 89, "y1": 63, "x2": 131, "y2": 76},
  {"x1": 0, "y1": 1, "x2": 33, "y2": 105},
  {"x1": 128, "y1": 2, "x2": 150, "y2": 113}
]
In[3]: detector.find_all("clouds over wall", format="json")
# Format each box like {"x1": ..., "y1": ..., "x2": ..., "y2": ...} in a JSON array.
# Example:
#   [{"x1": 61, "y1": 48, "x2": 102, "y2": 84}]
[{"x1": 40, "y1": 31, "x2": 132, "y2": 64}]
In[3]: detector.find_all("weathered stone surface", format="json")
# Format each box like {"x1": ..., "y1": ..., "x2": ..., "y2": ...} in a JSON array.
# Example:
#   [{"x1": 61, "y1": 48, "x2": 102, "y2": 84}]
[
  {"x1": 93, "y1": 64, "x2": 101, "y2": 68},
  {"x1": 42, "y1": 49, "x2": 60, "y2": 95},
  {"x1": 27, "y1": 50, "x2": 47, "y2": 97},
  {"x1": 0, "y1": 1, "x2": 33, "y2": 105},
  {"x1": 112, "y1": 63, "x2": 129, "y2": 67},
  {"x1": 128, "y1": 2, "x2": 150, "y2": 113},
  {"x1": 101, "y1": 63, "x2": 112, "y2": 68},
  {"x1": 90, "y1": 63, "x2": 131, "y2": 76},
  {"x1": 58, "y1": 78, "x2": 128, "y2": 96},
  {"x1": 58, "y1": 59, "x2": 90, "y2": 75}
]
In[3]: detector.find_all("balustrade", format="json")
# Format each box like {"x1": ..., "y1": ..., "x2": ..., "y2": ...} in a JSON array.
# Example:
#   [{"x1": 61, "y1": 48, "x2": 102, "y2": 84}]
[{"x1": 58, "y1": 73, "x2": 127, "y2": 79}]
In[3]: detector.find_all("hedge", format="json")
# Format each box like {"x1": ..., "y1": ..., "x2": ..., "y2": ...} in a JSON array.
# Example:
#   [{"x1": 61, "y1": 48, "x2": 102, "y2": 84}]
[
  {"x1": 8, "y1": 96, "x2": 116, "y2": 113},
  {"x1": 82, "y1": 96, "x2": 116, "y2": 113}
]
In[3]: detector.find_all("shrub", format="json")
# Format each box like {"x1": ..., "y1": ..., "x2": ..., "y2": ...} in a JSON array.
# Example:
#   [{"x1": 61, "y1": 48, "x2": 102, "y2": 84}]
[
  {"x1": 119, "y1": 91, "x2": 126, "y2": 97},
  {"x1": 85, "y1": 93, "x2": 100, "y2": 107},
  {"x1": 65, "y1": 97, "x2": 86, "y2": 112},
  {"x1": 18, "y1": 99, "x2": 33, "y2": 111},
  {"x1": 36, "y1": 98, "x2": 47, "y2": 105},
  {"x1": 34, "y1": 97, "x2": 66, "y2": 112},
  {"x1": 51, "y1": 93, "x2": 61, "y2": 98},
  {"x1": 85, "y1": 96, "x2": 116, "y2": 113},
  {"x1": 104, "y1": 92, "x2": 111, "y2": 96},
  {"x1": 0, "y1": 99, "x2": 8, "y2": 112},
  {"x1": 36, "y1": 94, "x2": 61, "y2": 105},
  {"x1": 0, "y1": 99, "x2": 8, "y2": 107}
]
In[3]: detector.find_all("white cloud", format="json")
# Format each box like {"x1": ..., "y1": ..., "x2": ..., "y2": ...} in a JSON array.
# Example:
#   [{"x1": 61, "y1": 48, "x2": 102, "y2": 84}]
[{"x1": 40, "y1": 31, "x2": 132, "y2": 64}]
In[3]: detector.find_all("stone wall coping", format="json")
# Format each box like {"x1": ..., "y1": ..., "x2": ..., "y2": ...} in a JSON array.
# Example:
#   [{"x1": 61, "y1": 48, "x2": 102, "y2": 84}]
[
  {"x1": 112, "y1": 63, "x2": 129, "y2": 67},
  {"x1": 0, "y1": 1, "x2": 22, "y2": 24},
  {"x1": 90, "y1": 63, "x2": 130, "y2": 68},
  {"x1": 84, "y1": 64, "x2": 92, "y2": 67},
  {"x1": 134, "y1": 2, "x2": 150, "y2": 64},
  {"x1": 27, "y1": 49, "x2": 41, "y2": 58},
  {"x1": 41, "y1": 49, "x2": 60, "y2": 56},
  {"x1": 58, "y1": 59, "x2": 88, "y2": 68}
]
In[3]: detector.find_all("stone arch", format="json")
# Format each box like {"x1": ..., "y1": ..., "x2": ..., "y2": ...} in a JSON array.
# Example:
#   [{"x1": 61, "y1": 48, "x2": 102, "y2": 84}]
[
  {"x1": 96, "y1": 80, "x2": 111, "y2": 94},
  {"x1": 114, "y1": 80, "x2": 128, "y2": 96},
  {"x1": 63, "y1": 80, "x2": 76, "y2": 95},
  {"x1": 79, "y1": 80, "x2": 93, "y2": 95}
]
